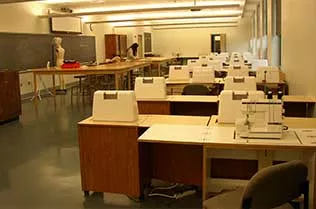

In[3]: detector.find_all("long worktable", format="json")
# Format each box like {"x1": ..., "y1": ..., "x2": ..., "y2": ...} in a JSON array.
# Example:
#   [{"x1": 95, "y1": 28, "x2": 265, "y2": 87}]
[
  {"x1": 30, "y1": 61, "x2": 150, "y2": 102},
  {"x1": 137, "y1": 95, "x2": 316, "y2": 117},
  {"x1": 139, "y1": 57, "x2": 176, "y2": 76},
  {"x1": 78, "y1": 114, "x2": 316, "y2": 208}
]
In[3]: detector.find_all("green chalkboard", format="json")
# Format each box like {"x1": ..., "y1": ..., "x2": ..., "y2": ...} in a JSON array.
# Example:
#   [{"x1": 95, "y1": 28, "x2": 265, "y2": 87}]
[{"x1": 0, "y1": 32, "x2": 96, "y2": 71}]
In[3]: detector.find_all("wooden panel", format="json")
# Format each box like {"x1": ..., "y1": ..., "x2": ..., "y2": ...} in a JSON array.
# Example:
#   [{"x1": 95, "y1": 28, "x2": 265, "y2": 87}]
[
  {"x1": 105, "y1": 34, "x2": 119, "y2": 59},
  {"x1": 0, "y1": 70, "x2": 21, "y2": 122},
  {"x1": 210, "y1": 159, "x2": 258, "y2": 180},
  {"x1": 283, "y1": 102, "x2": 315, "y2": 117},
  {"x1": 137, "y1": 101, "x2": 170, "y2": 115},
  {"x1": 119, "y1": 35, "x2": 127, "y2": 58},
  {"x1": 149, "y1": 143, "x2": 203, "y2": 186},
  {"x1": 78, "y1": 125, "x2": 141, "y2": 197},
  {"x1": 170, "y1": 102, "x2": 218, "y2": 116}
]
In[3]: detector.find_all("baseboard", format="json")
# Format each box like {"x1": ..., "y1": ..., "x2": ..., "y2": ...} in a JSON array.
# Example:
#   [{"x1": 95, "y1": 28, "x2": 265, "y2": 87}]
[{"x1": 20, "y1": 82, "x2": 78, "y2": 101}]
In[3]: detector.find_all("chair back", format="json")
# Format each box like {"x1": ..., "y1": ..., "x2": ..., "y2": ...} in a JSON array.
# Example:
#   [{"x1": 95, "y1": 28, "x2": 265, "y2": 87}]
[
  {"x1": 242, "y1": 160, "x2": 308, "y2": 209},
  {"x1": 182, "y1": 84, "x2": 210, "y2": 95}
]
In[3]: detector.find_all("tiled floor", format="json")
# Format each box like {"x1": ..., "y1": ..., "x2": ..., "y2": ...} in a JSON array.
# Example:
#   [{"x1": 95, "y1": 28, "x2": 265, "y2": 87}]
[{"x1": 0, "y1": 94, "x2": 201, "y2": 209}]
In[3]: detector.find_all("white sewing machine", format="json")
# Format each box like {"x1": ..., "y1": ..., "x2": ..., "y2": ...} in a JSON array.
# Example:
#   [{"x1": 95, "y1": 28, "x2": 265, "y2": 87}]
[
  {"x1": 92, "y1": 90, "x2": 138, "y2": 122},
  {"x1": 134, "y1": 77, "x2": 166, "y2": 100},
  {"x1": 218, "y1": 90, "x2": 265, "y2": 123},
  {"x1": 235, "y1": 99, "x2": 283, "y2": 139},
  {"x1": 169, "y1": 65, "x2": 190, "y2": 80},
  {"x1": 192, "y1": 67, "x2": 215, "y2": 83},
  {"x1": 256, "y1": 66, "x2": 280, "y2": 83},
  {"x1": 224, "y1": 76, "x2": 257, "y2": 91},
  {"x1": 227, "y1": 66, "x2": 249, "y2": 77}
]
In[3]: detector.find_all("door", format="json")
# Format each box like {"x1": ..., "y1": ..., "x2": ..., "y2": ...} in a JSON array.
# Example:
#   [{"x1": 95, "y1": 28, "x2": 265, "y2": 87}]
[
  {"x1": 211, "y1": 34, "x2": 226, "y2": 53},
  {"x1": 220, "y1": 34, "x2": 227, "y2": 52},
  {"x1": 119, "y1": 35, "x2": 127, "y2": 58},
  {"x1": 137, "y1": 35, "x2": 144, "y2": 58}
]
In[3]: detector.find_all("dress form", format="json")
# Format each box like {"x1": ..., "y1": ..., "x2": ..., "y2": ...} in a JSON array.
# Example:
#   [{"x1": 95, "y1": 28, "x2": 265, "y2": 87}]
[{"x1": 53, "y1": 37, "x2": 65, "y2": 90}]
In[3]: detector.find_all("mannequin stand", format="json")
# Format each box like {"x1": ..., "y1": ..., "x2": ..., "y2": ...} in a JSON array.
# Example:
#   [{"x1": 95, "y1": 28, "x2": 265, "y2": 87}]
[{"x1": 31, "y1": 75, "x2": 54, "y2": 101}]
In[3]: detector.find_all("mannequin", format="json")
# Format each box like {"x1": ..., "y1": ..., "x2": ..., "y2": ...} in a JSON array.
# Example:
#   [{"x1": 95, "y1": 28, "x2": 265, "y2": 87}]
[{"x1": 53, "y1": 37, "x2": 66, "y2": 90}]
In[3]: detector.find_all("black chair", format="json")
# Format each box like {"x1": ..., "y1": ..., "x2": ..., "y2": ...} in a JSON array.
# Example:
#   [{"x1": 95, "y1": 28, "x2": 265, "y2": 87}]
[
  {"x1": 203, "y1": 160, "x2": 308, "y2": 209},
  {"x1": 182, "y1": 84, "x2": 210, "y2": 95}
]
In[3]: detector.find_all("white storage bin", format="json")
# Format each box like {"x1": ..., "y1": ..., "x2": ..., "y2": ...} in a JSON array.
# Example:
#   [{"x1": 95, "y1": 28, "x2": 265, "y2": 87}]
[
  {"x1": 92, "y1": 90, "x2": 138, "y2": 122},
  {"x1": 256, "y1": 66, "x2": 280, "y2": 83},
  {"x1": 218, "y1": 90, "x2": 265, "y2": 123},
  {"x1": 192, "y1": 67, "x2": 215, "y2": 83},
  {"x1": 135, "y1": 77, "x2": 166, "y2": 100},
  {"x1": 224, "y1": 76, "x2": 256, "y2": 91},
  {"x1": 169, "y1": 65, "x2": 190, "y2": 80}
]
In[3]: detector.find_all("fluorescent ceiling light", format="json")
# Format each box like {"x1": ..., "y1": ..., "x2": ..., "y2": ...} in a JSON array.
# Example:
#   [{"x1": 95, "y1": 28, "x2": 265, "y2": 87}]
[
  {"x1": 43, "y1": 0, "x2": 93, "y2": 3},
  {"x1": 41, "y1": 1, "x2": 242, "y2": 17},
  {"x1": 113, "y1": 21, "x2": 238, "y2": 28},
  {"x1": 110, "y1": 17, "x2": 239, "y2": 27},
  {"x1": 84, "y1": 14, "x2": 241, "y2": 24},
  {"x1": 153, "y1": 24, "x2": 238, "y2": 30},
  {"x1": 75, "y1": 1, "x2": 241, "y2": 13},
  {"x1": 103, "y1": 9, "x2": 242, "y2": 21}
]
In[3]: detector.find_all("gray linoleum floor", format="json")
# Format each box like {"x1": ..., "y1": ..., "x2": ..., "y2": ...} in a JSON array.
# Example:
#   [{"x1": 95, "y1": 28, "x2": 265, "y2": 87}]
[{"x1": 0, "y1": 94, "x2": 202, "y2": 209}]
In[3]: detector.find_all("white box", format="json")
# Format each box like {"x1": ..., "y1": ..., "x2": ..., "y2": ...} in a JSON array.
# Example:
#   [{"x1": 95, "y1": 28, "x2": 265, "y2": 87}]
[
  {"x1": 192, "y1": 67, "x2": 215, "y2": 83},
  {"x1": 208, "y1": 60, "x2": 223, "y2": 71},
  {"x1": 251, "y1": 59, "x2": 268, "y2": 71},
  {"x1": 169, "y1": 65, "x2": 190, "y2": 80},
  {"x1": 187, "y1": 59, "x2": 201, "y2": 67},
  {"x1": 256, "y1": 66, "x2": 280, "y2": 83},
  {"x1": 227, "y1": 66, "x2": 249, "y2": 77},
  {"x1": 218, "y1": 90, "x2": 264, "y2": 123},
  {"x1": 135, "y1": 77, "x2": 166, "y2": 100},
  {"x1": 224, "y1": 76, "x2": 257, "y2": 91},
  {"x1": 92, "y1": 90, "x2": 138, "y2": 122}
]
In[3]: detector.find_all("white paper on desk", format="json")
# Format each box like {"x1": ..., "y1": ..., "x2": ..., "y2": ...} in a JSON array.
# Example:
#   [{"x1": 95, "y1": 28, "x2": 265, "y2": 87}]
[
  {"x1": 295, "y1": 129, "x2": 316, "y2": 145},
  {"x1": 244, "y1": 130, "x2": 300, "y2": 145},
  {"x1": 204, "y1": 127, "x2": 244, "y2": 143},
  {"x1": 138, "y1": 124, "x2": 208, "y2": 143}
]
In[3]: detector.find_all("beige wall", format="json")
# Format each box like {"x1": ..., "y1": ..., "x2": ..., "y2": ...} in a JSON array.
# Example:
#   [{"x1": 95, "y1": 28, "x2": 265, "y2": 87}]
[
  {"x1": 0, "y1": 2, "x2": 49, "y2": 34},
  {"x1": 153, "y1": 19, "x2": 251, "y2": 57},
  {"x1": 281, "y1": 0, "x2": 316, "y2": 96},
  {"x1": 82, "y1": 23, "x2": 113, "y2": 63},
  {"x1": 114, "y1": 26, "x2": 153, "y2": 57}
]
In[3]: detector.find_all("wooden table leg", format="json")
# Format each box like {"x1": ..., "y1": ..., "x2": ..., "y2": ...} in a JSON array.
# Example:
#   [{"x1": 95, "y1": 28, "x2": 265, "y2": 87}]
[
  {"x1": 203, "y1": 146, "x2": 208, "y2": 201},
  {"x1": 33, "y1": 72, "x2": 38, "y2": 102},
  {"x1": 115, "y1": 73, "x2": 119, "y2": 90},
  {"x1": 52, "y1": 75, "x2": 56, "y2": 96},
  {"x1": 312, "y1": 152, "x2": 316, "y2": 209},
  {"x1": 128, "y1": 70, "x2": 131, "y2": 90},
  {"x1": 158, "y1": 63, "x2": 161, "y2": 76}
]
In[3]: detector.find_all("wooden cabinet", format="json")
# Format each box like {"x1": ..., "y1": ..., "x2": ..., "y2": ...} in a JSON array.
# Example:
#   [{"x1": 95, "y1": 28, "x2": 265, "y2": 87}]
[
  {"x1": 0, "y1": 70, "x2": 21, "y2": 123},
  {"x1": 105, "y1": 34, "x2": 127, "y2": 59},
  {"x1": 78, "y1": 124, "x2": 141, "y2": 196}
]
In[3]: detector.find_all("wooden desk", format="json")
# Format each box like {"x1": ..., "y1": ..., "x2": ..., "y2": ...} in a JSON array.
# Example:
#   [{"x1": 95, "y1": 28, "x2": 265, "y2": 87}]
[
  {"x1": 137, "y1": 95, "x2": 219, "y2": 116},
  {"x1": 139, "y1": 116, "x2": 316, "y2": 207},
  {"x1": 166, "y1": 78, "x2": 287, "y2": 96},
  {"x1": 78, "y1": 114, "x2": 210, "y2": 197},
  {"x1": 166, "y1": 78, "x2": 224, "y2": 95},
  {"x1": 31, "y1": 61, "x2": 150, "y2": 102},
  {"x1": 139, "y1": 57, "x2": 175, "y2": 76},
  {"x1": 138, "y1": 95, "x2": 315, "y2": 117},
  {"x1": 283, "y1": 96, "x2": 316, "y2": 117}
]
